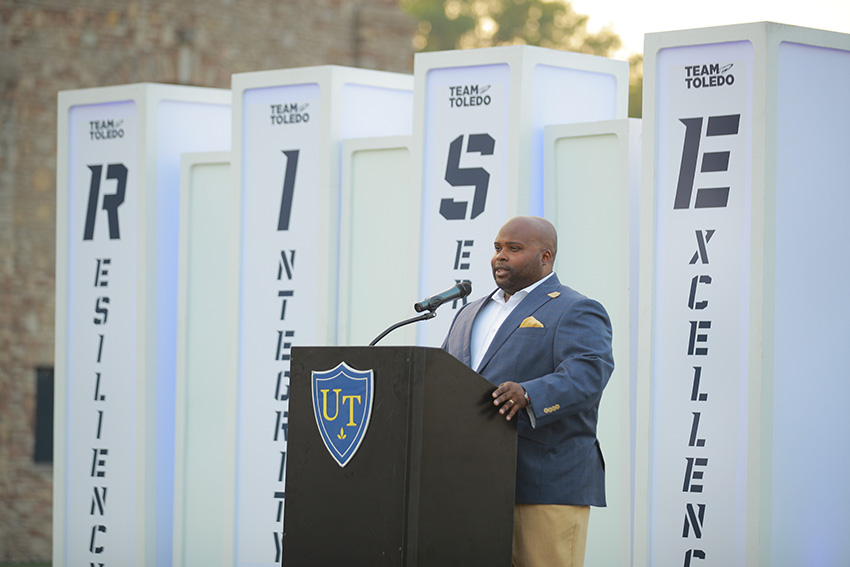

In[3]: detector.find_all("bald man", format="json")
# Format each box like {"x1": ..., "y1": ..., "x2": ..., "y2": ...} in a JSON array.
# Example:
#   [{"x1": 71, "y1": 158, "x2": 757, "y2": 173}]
[{"x1": 442, "y1": 216, "x2": 614, "y2": 567}]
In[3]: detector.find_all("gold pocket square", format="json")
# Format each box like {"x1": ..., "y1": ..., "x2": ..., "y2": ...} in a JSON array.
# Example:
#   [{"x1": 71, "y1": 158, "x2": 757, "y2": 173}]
[{"x1": 520, "y1": 316, "x2": 544, "y2": 328}]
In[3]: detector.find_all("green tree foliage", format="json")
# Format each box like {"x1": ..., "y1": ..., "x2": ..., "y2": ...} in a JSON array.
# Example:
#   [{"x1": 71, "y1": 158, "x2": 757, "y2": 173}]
[
  {"x1": 628, "y1": 54, "x2": 643, "y2": 119},
  {"x1": 401, "y1": 0, "x2": 644, "y2": 117},
  {"x1": 401, "y1": 0, "x2": 621, "y2": 56}
]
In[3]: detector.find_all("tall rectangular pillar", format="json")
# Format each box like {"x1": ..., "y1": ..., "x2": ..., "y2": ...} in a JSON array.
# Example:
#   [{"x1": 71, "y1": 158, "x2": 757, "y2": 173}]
[
  {"x1": 338, "y1": 135, "x2": 416, "y2": 346},
  {"x1": 544, "y1": 119, "x2": 641, "y2": 567},
  {"x1": 55, "y1": 84, "x2": 231, "y2": 567},
  {"x1": 174, "y1": 152, "x2": 235, "y2": 567},
  {"x1": 229, "y1": 66, "x2": 413, "y2": 566},
  {"x1": 413, "y1": 46, "x2": 628, "y2": 346},
  {"x1": 637, "y1": 22, "x2": 850, "y2": 567}
]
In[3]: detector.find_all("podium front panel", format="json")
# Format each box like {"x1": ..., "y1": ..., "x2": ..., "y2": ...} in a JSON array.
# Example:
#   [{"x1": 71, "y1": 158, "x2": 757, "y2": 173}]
[
  {"x1": 286, "y1": 347, "x2": 413, "y2": 565},
  {"x1": 415, "y1": 349, "x2": 516, "y2": 565},
  {"x1": 285, "y1": 346, "x2": 516, "y2": 567}
]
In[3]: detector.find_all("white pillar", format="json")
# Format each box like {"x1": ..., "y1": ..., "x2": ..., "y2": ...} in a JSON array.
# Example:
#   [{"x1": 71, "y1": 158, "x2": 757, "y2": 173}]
[
  {"x1": 338, "y1": 135, "x2": 417, "y2": 346},
  {"x1": 413, "y1": 45, "x2": 629, "y2": 346},
  {"x1": 637, "y1": 22, "x2": 850, "y2": 567},
  {"x1": 229, "y1": 66, "x2": 412, "y2": 566},
  {"x1": 544, "y1": 119, "x2": 641, "y2": 567},
  {"x1": 55, "y1": 83, "x2": 231, "y2": 567},
  {"x1": 174, "y1": 152, "x2": 235, "y2": 567}
]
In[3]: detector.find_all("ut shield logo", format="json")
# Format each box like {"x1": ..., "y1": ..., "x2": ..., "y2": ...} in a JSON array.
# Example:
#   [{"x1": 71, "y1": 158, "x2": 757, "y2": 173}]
[{"x1": 311, "y1": 362, "x2": 374, "y2": 467}]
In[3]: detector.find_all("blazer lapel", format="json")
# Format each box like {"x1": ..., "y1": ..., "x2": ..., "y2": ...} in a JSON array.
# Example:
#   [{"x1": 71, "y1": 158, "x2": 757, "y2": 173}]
[
  {"x1": 477, "y1": 275, "x2": 561, "y2": 373},
  {"x1": 453, "y1": 296, "x2": 491, "y2": 367}
]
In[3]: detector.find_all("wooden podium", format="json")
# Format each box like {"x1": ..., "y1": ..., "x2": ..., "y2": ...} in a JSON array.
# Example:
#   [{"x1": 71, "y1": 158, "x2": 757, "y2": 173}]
[{"x1": 283, "y1": 346, "x2": 517, "y2": 566}]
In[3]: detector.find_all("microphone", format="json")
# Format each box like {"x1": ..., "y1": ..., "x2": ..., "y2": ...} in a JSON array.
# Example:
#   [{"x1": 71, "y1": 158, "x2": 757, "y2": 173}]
[
  {"x1": 414, "y1": 281, "x2": 472, "y2": 313},
  {"x1": 369, "y1": 281, "x2": 472, "y2": 345}
]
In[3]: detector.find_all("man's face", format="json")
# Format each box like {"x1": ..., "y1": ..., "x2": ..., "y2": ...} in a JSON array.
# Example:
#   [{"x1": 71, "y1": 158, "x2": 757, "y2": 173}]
[{"x1": 490, "y1": 219, "x2": 551, "y2": 297}]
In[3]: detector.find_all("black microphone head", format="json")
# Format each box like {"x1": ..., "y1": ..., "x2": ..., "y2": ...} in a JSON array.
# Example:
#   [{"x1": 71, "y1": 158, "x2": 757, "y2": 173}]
[{"x1": 414, "y1": 281, "x2": 473, "y2": 313}]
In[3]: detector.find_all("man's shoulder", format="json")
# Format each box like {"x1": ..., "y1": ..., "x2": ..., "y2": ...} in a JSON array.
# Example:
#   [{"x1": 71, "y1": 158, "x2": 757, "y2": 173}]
[
  {"x1": 540, "y1": 277, "x2": 607, "y2": 315},
  {"x1": 539, "y1": 274, "x2": 587, "y2": 302},
  {"x1": 556, "y1": 284, "x2": 590, "y2": 302}
]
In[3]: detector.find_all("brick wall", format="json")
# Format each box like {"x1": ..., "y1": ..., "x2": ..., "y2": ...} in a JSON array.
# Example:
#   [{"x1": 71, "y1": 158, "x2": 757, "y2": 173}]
[{"x1": 0, "y1": 0, "x2": 415, "y2": 560}]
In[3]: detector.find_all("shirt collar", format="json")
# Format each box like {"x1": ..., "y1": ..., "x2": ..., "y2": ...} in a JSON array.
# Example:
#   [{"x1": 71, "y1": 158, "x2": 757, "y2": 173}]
[{"x1": 489, "y1": 271, "x2": 555, "y2": 305}]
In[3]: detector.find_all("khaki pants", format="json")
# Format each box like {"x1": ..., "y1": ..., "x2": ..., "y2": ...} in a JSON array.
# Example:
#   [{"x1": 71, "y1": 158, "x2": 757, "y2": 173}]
[{"x1": 512, "y1": 504, "x2": 590, "y2": 567}]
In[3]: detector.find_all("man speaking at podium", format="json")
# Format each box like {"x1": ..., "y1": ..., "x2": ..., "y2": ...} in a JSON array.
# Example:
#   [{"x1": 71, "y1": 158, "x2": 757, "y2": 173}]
[{"x1": 442, "y1": 216, "x2": 614, "y2": 567}]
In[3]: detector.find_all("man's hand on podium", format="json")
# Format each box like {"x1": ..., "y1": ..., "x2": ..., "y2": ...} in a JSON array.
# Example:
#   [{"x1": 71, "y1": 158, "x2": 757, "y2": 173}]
[{"x1": 492, "y1": 381, "x2": 529, "y2": 421}]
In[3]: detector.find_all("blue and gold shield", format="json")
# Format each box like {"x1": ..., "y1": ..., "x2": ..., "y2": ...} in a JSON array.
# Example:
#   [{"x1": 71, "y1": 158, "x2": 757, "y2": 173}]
[{"x1": 311, "y1": 362, "x2": 374, "y2": 467}]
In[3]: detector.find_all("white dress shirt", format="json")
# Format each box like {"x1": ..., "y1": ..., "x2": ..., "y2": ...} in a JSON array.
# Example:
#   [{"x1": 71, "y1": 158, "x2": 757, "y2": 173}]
[{"x1": 470, "y1": 272, "x2": 554, "y2": 371}]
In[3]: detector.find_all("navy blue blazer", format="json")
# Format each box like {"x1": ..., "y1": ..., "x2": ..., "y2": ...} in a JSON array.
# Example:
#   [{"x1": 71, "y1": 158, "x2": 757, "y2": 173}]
[{"x1": 442, "y1": 273, "x2": 614, "y2": 506}]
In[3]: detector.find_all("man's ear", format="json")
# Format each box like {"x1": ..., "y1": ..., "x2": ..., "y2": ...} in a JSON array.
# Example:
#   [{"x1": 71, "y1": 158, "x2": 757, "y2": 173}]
[{"x1": 541, "y1": 248, "x2": 553, "y2": 266}]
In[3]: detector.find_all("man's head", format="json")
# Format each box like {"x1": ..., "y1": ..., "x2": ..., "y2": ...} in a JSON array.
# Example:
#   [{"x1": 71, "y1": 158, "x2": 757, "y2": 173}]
[{"x1": 491, "y1": 216, "x2": 557, "y2": 298}]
